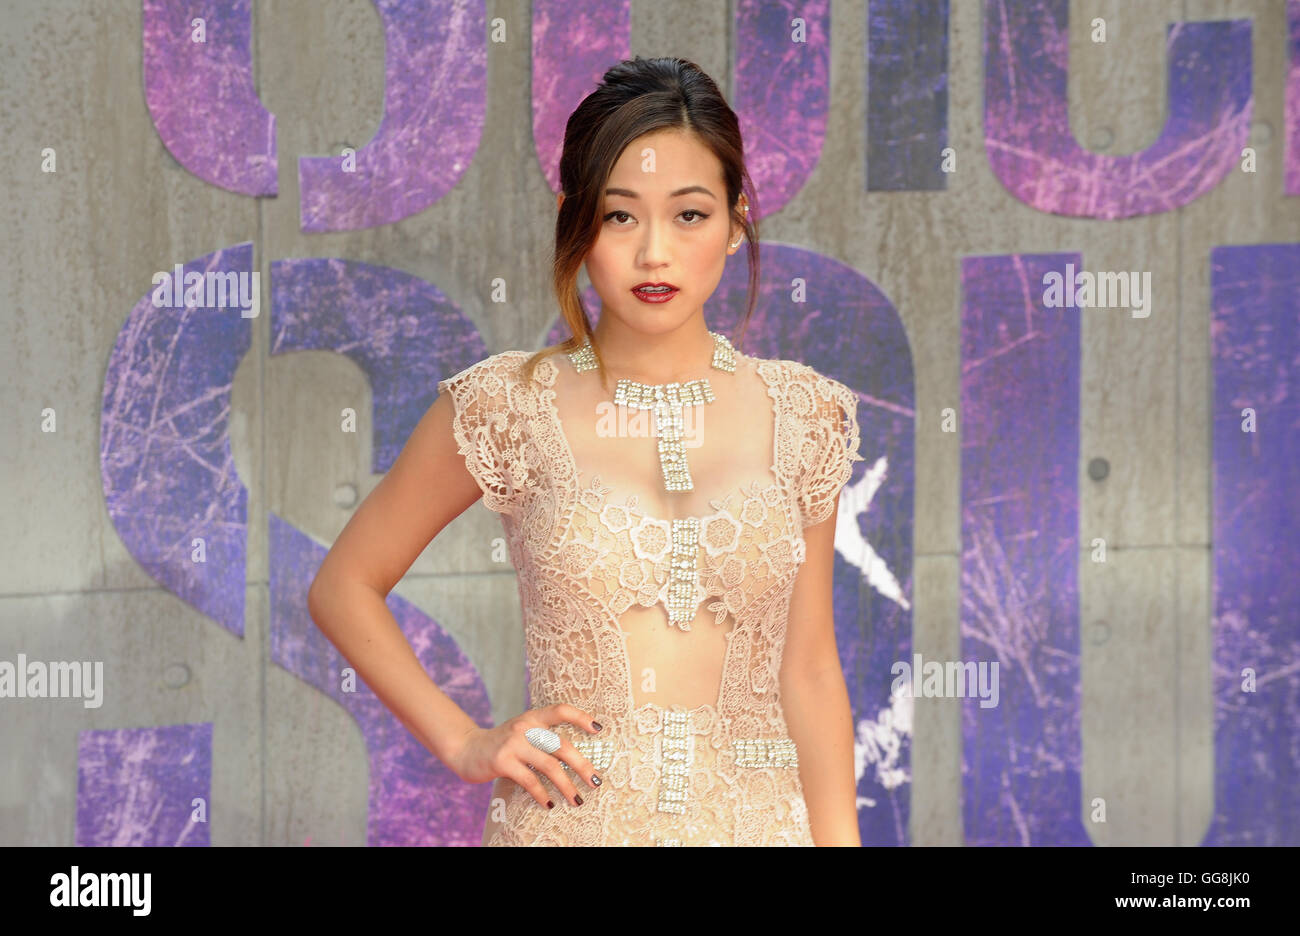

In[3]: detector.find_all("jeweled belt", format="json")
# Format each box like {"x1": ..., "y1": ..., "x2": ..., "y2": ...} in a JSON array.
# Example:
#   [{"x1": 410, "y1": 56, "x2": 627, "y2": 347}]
[{"x1": 565, "y1": 712, "x2": 800, "y2": 821}]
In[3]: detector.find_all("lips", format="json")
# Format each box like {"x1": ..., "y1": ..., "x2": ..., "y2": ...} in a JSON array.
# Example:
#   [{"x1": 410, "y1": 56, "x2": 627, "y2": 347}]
[{"x1": 631, "y1": 282, "x2": 679, "y2": 304}]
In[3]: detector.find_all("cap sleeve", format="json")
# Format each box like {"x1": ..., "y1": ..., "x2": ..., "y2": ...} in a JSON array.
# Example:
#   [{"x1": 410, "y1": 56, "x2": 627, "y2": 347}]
[
  {"x1": 436, "y1": 353, "x2": 529, "y2": 516},
  {"x1": 797, "y1": 370, "x2": 864, "y2": 528}
]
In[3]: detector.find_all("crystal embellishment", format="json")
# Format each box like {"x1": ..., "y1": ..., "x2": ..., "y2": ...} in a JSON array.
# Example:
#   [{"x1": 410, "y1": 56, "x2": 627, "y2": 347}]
[
  {"x1": 615, "y1": 380, "x2": 714, "y2": 492},
  {"x1": 710, "y1": 330, "x2": 737, "y2": 373},
  {"x1": 665, "y1": 517, "x2": 700, "y2": 629},
  {"x1": 566, "y1": 330, "x2": 735, "y2": 374},
  {"x1": 568, "y1": 341, "x2": 598, "y2": 372},
  {"x1": 560, "y1": 723, "x2": 798, "y2": 835},
  {"x1": 732, "y1": 737, "x2": 799, "y2": 769},
  {"x1": 566, "y1": 331, "x2": 737, "y2": 493},
  {"x1": 657, "y1": 710, "x2": 691, "y2": 815},
  {"x1": 570, "y1": 737, "x2": 616, "y2": 771},
  {"x1": 613, "y1": 377, "x2": 715, "y2": 410}
]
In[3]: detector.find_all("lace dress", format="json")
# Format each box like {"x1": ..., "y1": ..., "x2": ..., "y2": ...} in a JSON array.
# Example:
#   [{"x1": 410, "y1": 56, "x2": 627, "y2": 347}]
[{"x1": 436, "y1": 344, "x2": 863, "y2": 846}]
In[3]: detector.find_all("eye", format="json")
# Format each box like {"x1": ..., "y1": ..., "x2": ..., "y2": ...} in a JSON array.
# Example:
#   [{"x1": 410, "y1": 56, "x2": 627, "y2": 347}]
[{"x1": 602, "y1": 209, "x2": 711, "y2": 226}]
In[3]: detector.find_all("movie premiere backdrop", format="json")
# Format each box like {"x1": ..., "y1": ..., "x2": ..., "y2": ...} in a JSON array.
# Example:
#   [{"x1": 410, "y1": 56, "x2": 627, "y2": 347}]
[{"x1": 0, "y1": 0, "x2": 1296, "y2": 846}]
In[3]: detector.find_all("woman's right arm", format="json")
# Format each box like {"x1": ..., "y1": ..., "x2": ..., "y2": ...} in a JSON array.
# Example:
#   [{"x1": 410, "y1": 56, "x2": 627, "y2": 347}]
[
  {"x1": 306, "y1": 391, "x2": 489, "y2": 765},
  {"x1": 305, "y1": 389, "x2": 602, "y2": 808}
]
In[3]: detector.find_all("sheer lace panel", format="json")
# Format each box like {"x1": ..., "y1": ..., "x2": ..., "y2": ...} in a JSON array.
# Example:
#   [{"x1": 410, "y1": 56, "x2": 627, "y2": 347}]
[
  {"x1": 437, "y1": 349, "x2": 864, "y2": 716},
  {"x1": 792, "y1": 370, "x2": 865, "y2": 527},
  {"x1": 437, "y1": 354, "x2": 540, "y2": 516},
  {"x1": 436, "y1": 349, "x2": 862, "y2": 845},
  {"x1": 540, "y1": 350, "x2": 803, "y2": 712}
]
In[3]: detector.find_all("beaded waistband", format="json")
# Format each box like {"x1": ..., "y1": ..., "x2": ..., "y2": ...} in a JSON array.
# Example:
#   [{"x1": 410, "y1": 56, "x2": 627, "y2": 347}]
[{"x1": 567, "y1": 714, "x2": 800, "y2": 818}]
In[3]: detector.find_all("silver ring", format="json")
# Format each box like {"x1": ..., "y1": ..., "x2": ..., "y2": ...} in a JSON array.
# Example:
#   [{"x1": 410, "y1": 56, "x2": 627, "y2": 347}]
[{"x1": 525, "y1": 727, "x2": 561, "y2": 755}]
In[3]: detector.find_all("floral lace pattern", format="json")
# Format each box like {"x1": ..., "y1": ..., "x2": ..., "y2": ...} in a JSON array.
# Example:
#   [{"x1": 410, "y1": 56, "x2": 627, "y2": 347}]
[{"x1": 437, "y1": 347, "x2": 863, "y2": 845}]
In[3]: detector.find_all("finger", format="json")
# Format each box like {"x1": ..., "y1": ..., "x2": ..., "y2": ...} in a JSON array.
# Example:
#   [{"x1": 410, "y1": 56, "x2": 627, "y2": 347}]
[
  {"x1": 545, "y1": 734, "x2": 601, "y2": 789},
  {"x1": 515, "y1": 739, "x2": 584, "y2": 807},
  {"x1": 554, "y1": 740, "x2": 601, "y2": 790},
  {"x1": 545, "y1": 703, "x2": 602, "y2": 733},
  {"x1": 529, "y1": 710, "x2": 601, "y2": 788},
  {"x1": 503, "y1": 762, "x2": 556, "y2": 811}
]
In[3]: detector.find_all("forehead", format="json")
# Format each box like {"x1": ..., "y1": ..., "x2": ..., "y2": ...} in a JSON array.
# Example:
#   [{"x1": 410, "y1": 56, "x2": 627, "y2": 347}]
[{"x1": 606, "y1": 130, "x2": 723, "y2": 190}]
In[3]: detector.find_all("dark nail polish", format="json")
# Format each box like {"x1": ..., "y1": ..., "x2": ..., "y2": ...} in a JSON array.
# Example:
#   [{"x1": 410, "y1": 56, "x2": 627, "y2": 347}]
[
  {"x1": 546, "y1": 800, "x2": 554, "y2": 809},
  {"x1": 592, "y1": 722, "x2": 602, "y2": 731},
  {"x1": 592, "y1": 775, "x2": 602, "y2": 786},
  {"x1": 575, "y1": 794, "x2": 584, "y2": 806}
]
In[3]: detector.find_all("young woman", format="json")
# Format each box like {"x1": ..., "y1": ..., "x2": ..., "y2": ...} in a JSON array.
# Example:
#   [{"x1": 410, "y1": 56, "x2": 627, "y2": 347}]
[{"x1": 309, "y1": 57, "x2": 863, "y2": 846}]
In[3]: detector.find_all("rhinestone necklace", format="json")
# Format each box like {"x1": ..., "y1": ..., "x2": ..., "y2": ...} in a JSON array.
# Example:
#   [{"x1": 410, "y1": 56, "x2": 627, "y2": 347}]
[
  {"x1": 566, "y1": 329, "x2": 737, "y2": 630},
  {"x1": 566, "y1": 330, "x2": 736, "y2": 494}
]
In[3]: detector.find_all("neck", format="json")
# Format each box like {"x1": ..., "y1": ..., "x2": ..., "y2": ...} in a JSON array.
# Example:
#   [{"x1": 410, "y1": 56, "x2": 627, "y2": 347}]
[{"x1": 589, "y1": 318, "x2": 716, "y2": 384}]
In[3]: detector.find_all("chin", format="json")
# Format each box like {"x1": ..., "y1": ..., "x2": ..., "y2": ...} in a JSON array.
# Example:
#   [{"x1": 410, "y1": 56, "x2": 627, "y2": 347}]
[{"x1": 628, "y1": 307, "x2": 695, "y2": 327}]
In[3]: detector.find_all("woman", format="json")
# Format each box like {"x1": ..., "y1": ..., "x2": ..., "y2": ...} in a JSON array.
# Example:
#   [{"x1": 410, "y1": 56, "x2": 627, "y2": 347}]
[{"x1": 308, "y1": 57, "x2": 863, "y2": 846}]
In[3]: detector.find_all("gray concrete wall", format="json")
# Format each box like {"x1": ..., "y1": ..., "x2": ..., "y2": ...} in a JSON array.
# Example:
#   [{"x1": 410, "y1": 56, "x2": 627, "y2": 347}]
[{"x1": 1, "y1": 0, "x2": 1296, "y2": 846}]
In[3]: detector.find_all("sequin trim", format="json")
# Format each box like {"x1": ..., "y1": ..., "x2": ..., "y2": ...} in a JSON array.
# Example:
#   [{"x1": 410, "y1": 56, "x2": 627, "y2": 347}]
[
  {"x1": 711, "y1": 331, "x2": 737, "y2": 373},
  {"x1": 615, "y1": 379, "x2": 714, "y2": 492},
  {"x1": 666, "y1": 517, "x2": 700, "y2": 627},
  {"x1": 570, "y1": 737, "x2": 616, "y2": 771},
  {"x1": 733, "y1": 737, "x2": 799, "y2": 769},
  {"x1": 613, "y1": 378, "x2": 715, "y2": 410},
  {"x1": 657, "y1": 711, "x2": 691, "y2": 814},
  {"x1": 568, "y1": 342, "x2": 598, "y2": 372}
]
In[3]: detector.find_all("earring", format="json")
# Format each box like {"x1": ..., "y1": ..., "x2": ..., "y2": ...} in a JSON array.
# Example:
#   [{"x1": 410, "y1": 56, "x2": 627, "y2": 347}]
[{"x1": 730, "y1": 203, "x2": 749, "y2": 249}]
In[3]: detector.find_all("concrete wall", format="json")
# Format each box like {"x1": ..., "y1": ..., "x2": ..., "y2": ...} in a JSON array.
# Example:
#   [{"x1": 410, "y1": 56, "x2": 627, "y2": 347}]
[{"x1": 1, "y1": 0, "x2": 1296, "y2": 846}]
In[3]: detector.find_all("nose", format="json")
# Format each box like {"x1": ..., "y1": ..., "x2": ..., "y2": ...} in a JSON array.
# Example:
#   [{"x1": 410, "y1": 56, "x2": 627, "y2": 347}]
[{"x1": 638, "y1": 217, "x2": 671, "y2": 270}]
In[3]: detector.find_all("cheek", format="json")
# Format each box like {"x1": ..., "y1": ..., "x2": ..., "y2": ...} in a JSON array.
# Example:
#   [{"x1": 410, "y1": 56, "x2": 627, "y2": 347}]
[
  {"x1": 689, "y1": 242, "x2": 727, "y2": 276},
  {"x1": 584, "y1": 239, "x2": 620, "y2": 279}
]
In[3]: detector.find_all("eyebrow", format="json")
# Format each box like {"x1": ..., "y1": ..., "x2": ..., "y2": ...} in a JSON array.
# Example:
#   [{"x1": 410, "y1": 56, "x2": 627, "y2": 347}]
[{"x1": 604, "y1": 185, "x2": 717, "y2": 200}]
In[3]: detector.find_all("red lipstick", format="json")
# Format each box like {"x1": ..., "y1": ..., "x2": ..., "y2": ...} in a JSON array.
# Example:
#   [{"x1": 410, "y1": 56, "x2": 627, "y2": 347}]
[{"x1": 632, "y1": 282, "x2": 679, "y2": 304}]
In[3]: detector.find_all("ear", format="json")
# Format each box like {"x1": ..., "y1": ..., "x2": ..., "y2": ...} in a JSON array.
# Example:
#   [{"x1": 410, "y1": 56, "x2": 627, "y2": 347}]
[
  {"x1": 556, "y1": 192, "x2": 565, "y2": 211},
  {"x1": 728, "y1": 196, "x2": 748, "y2": 251}
]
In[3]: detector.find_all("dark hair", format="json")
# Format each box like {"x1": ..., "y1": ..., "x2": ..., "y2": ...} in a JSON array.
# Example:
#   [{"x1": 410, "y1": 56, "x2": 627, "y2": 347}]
[{"x1": 522, "y1": 56, "x2": 760, "y2": 390}]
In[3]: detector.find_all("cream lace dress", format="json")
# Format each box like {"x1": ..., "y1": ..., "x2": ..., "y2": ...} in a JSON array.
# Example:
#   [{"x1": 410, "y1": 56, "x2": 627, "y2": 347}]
[{"x1": 436, "y1": 344, "x2": 863, "y2": 846}]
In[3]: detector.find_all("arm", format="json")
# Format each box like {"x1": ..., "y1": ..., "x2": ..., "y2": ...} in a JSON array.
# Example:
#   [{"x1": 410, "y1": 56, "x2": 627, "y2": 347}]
[
  {"x1": 780, "y1": 497, "x2": 861, "y2": 847},
  {"x1": 306, "y1": 390, "x2": 488, "y2": 769}
]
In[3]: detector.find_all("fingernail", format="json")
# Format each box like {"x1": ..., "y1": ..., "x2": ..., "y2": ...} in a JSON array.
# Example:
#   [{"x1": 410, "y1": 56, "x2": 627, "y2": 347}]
[
  {"x1": 546, "y1": 800, "x2": 554, "y2": 809},
  {"x1": 592, "y1": 722, "x2": 602, "y2": 731},
  {"x1": 575, "y1": 794, "x2": 584, "y2": 806},
  {"x1": 592, "y1": 775, "x2": 602, "y2": 786}
]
